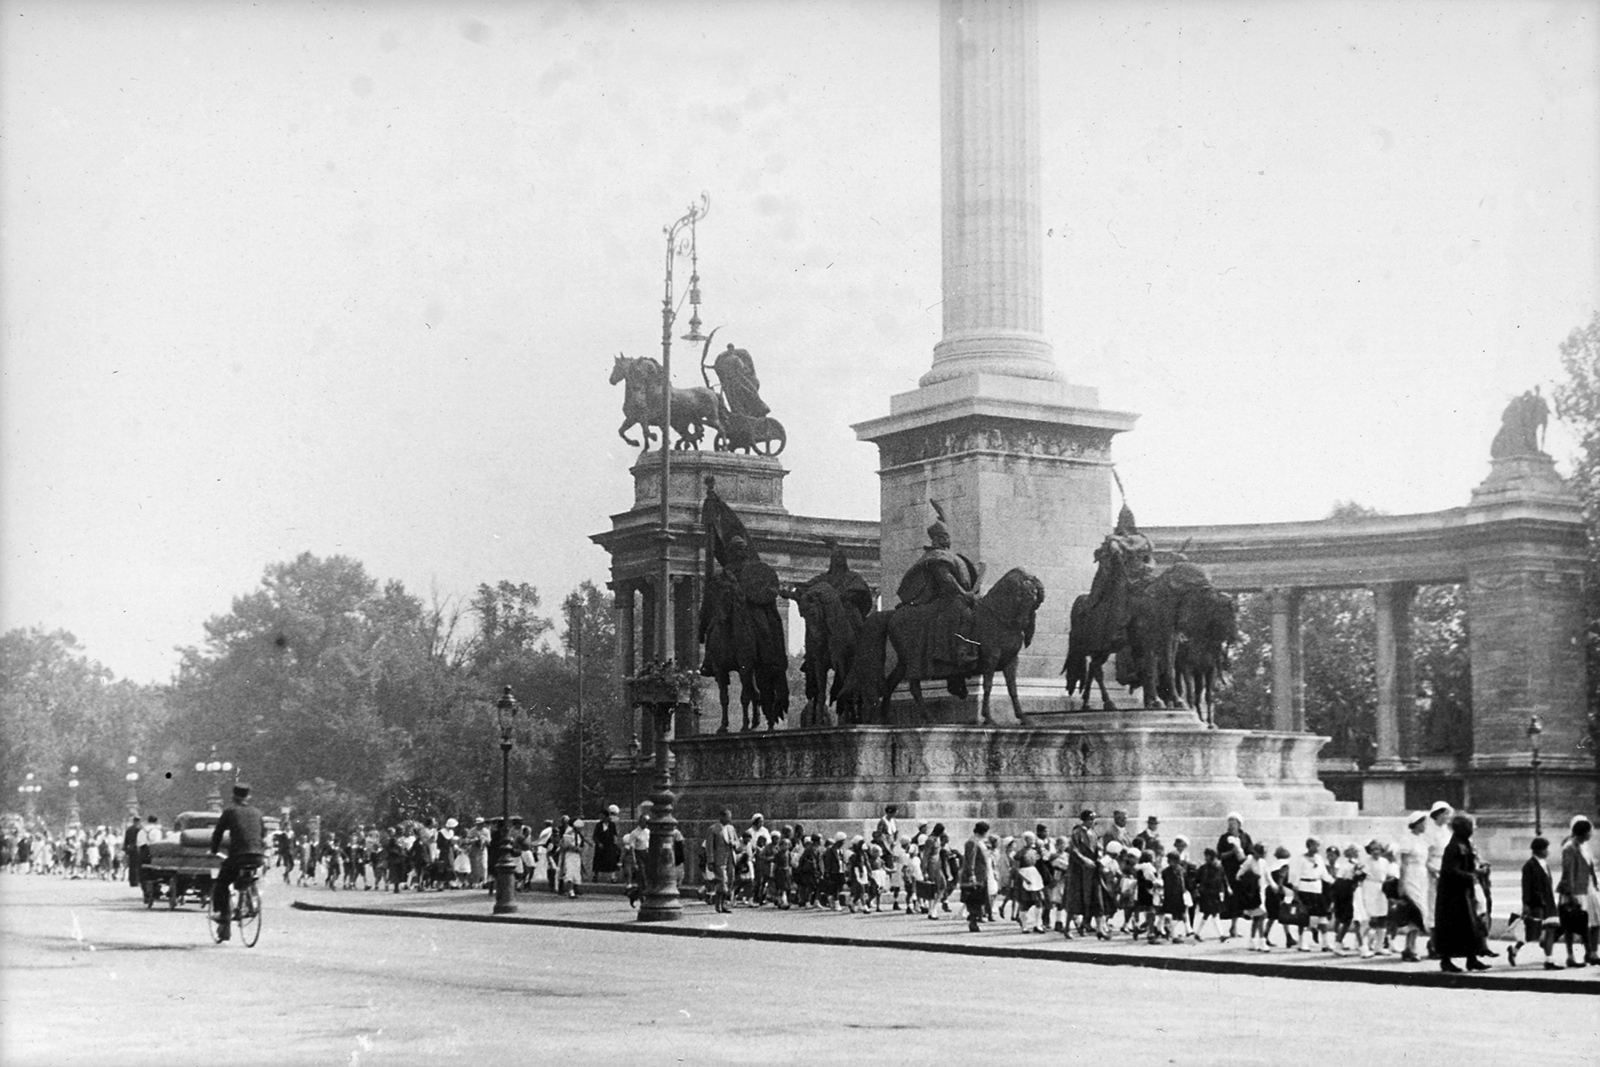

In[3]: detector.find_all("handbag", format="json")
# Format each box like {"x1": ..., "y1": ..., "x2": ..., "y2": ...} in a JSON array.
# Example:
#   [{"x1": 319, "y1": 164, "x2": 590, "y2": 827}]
[{"x1": 1558, "y1": 897, "x2": 1587, "y2": 936}]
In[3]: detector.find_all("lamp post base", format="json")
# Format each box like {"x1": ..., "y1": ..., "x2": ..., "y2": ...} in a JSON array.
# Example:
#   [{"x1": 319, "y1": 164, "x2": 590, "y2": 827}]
[
  {"x1": 637, "y1": 792, "x2": 683, "y2": 922},
  {"x1": 492, "y1": 845, "x2": 519, "y2": 914}
]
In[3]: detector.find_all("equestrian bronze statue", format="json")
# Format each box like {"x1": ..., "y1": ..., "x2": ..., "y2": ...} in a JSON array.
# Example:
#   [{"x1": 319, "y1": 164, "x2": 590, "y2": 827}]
[
  {"x1": 843, "y1": 502, "x2": 1045, "y2": 725},
  {"x1": 1063, "y1": 503, "x2": 1236, "y2": 717},
  {"x1": 697, "y1": 480, "x2": 789, "y2": 732},
  {"x1": 786, "y1": 541, "x2": 874, "y2": 726}
]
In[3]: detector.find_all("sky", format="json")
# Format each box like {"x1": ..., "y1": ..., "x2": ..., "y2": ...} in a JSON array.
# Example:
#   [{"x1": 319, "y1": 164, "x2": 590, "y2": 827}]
[{"x1": 3, "y1": 0, "x2": 1597, "y2": 685}]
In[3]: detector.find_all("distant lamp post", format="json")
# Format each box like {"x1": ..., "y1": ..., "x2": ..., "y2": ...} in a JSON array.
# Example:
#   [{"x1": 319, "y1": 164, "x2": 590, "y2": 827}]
[
  {"x1": 628, "y1": 734, "x2": 642, "y2": 830},
  {"x1": 194, "y1": 746, "x2": 235, "y2": 812},
  {"x1": 1527, "y1": 714, "x2": 1544, "y2": 836},
  {"x1": 17, "y1": 773, "x2": 41, "y2": 825},
  {"x1": 492, "y1": 685, "x2": 521, "y2": 915},
  {"x1": 67, "y1": 766, "x2": 81, "y2": 832},
  {"x1": 125, "y1": 756, "x2": 140, "y2": 818}
]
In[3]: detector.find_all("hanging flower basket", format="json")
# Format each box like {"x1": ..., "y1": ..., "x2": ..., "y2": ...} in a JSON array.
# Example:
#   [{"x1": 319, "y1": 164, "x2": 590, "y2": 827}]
[{"x1": 627, "y1": 661, "x2": 702, "y2": 707}]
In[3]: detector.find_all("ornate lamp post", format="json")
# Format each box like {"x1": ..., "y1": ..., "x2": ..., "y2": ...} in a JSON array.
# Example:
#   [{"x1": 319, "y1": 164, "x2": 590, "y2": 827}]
[
  {"x1": 66, "y1": 766, "x2": 81, "y2": 832},
  {"x1": 125, "y1": 756, "x2": 140, "y2": 819},
  {"x1": 492, "y1": 685, "x2": 521, "y2": 915},
  {"x1": 1527, "y1": 714, "x2": 1544, "y2": 836},
  {"x1": 194, "y1": 746, "x2": 235, "y2": 812},
  {"x1": 17, "y1": 773, "x2": 41, "y2": 826},
  {"x1": 654, "y1": 195, "x2": 711, "y2": 667}
]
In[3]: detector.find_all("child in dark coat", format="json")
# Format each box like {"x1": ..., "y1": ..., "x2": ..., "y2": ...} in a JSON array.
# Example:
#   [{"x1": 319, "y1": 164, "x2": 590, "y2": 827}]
[{"x1": 1194, "y1": 848, "x2": 1229, "y2": 941}]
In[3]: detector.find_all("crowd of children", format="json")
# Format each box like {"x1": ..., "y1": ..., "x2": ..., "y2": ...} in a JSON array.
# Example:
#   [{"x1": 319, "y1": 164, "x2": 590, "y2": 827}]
[{"x1": 689, "y1": 804, "x2": 1600, "y2": 971}]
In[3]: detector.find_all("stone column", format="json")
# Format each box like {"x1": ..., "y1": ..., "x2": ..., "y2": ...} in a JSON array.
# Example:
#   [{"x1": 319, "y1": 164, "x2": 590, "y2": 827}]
[
  {"x1": 1364, "y1": 582, "x2": 1416, "y2": 814},
  {"x1": 854, "y1": 0, "x2": 1136, "y2": 719},
  {"x1": 1266, "y1": 588, "x2": 1304, "y2": 732},
  {"x1": 616, "y1": 583, "x2": 636, "y2": 679},
  {"x1": 925, "y1": 0, "x2": 1055, "y2": 385},
  {"x1": 1371, "y1": 582, "x2": 1417, "y2": 765},
  {"x1": 639, "y1": 580, "x2": 657, "y2": 671}
]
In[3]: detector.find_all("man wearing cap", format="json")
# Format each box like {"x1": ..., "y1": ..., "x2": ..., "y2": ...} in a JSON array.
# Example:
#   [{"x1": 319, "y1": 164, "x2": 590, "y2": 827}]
[
  {"x1": 209, "y1": 784, "x2": 267, "y2": 942},
  {"x1": 1133, "y1": 816, "x2": 1163, "y2": 860}
]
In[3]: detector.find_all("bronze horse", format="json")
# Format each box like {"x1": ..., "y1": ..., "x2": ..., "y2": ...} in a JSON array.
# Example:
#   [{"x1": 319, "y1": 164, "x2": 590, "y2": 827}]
[
  {"x1": 1062, "y1": 545, "x2": 1132, "y2": 710},
  {"x1": 698, "y1": 569, "x2": 789, "y2": 732},
  {"x1": 609, "y1": 353, "x2": 721, "y2": 451},
  {"x1": 793, "y1": 580, "x2": 867, "y2": 726},
  {"x1": 847, "y1": 567, "x2": 1045, "y2": 725},
  {"x1": 1174, "y1": 587, "x2": 1238, "y2": 727}
]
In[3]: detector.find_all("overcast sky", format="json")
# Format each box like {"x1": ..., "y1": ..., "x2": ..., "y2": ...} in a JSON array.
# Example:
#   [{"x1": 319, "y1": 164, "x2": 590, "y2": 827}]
[{"x1": 3, "y1": 0, "x2": 1597, "y2": 684}]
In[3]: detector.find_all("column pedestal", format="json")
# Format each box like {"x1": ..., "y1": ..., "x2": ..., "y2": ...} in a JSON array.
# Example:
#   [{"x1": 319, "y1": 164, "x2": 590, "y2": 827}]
[{"x1": 855, "y1": 375, "x2": 1137, "y2": 718}]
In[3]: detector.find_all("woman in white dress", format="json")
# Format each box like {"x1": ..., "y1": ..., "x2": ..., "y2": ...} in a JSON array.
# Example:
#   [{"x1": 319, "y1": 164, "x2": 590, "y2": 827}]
[{"x1": 559, "y1": 818, "x2": 586, "y2": 898}]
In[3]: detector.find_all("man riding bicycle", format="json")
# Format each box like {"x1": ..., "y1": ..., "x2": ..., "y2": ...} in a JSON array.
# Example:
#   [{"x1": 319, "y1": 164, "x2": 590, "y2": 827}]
[{"x1": 210, "y1": 783, "x2": 266, "y2": 941}]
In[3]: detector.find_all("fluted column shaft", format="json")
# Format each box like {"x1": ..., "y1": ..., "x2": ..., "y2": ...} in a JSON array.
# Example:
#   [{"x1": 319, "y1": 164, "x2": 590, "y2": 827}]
[{"x1": 925, "y1": 0, "x2": 1057, "y2": 385}]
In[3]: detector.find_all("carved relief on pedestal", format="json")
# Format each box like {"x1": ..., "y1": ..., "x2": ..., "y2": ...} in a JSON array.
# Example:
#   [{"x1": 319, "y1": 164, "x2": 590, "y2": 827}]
[{"x1": 878, "y1": 419, "x2": 1115, "y2": 469}]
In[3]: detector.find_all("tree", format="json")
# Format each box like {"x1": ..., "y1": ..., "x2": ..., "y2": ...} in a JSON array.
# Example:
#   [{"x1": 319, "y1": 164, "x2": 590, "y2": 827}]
[
  {"x1": 0, "y1": 628, "x2": 170, "y2": 828},
  {"x1": 168, "y1": 553, "x2": 416, "y2": 812},
  {"x1": 1553, "y1": 309, "x2": 1600, "y2": 792}
]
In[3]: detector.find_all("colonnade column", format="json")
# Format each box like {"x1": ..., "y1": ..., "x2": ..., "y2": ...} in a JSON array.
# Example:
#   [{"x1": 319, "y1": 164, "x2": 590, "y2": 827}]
[
  {"x1": 1371, "y1": 582, "x2": 1417, "y2": 767},
  {"x1": 1266, "y1": 587, "x2": 1304, "y2": 732}
]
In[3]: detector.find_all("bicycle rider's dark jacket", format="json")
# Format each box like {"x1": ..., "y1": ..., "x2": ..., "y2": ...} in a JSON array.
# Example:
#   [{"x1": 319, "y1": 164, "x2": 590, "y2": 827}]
[{"x1": 211, "y1": 803, "x2": 267, "y2": 859}]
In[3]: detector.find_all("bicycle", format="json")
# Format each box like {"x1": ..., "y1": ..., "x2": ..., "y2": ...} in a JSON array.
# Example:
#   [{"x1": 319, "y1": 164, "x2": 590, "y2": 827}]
[{"x1": 207, "y1": 863, "x2": 263, "y2": 947}]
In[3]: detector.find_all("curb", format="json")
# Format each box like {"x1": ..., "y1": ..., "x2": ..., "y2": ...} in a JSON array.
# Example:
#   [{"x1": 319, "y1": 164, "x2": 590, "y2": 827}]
[{"x1": 290, "y1": 900, "x2": 1597, "y2": 996}]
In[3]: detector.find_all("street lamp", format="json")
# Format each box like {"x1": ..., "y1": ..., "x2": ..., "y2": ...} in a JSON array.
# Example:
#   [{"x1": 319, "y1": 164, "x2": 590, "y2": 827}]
[
  {"x1": 67, "y1": 766, "x2": 81, "y2": 832},
  {"x1": 492, "y1": 685, "x2": 521, "y2": 915},
  {"x1": 654, "y1": 194, "x2": 711, "y2": 672},
  {"x1": 17, "y1": 773, "x2": 41, "y2": 826},
  {"x1": 194, "y1": 745, "x2": 235, "y2": 812},
  {"x1": 628, "y1": 734, "x2": 642, "y2": 831},
  {"x1": 1527, "y1": 714, "x2": 1544, "y2": 836},
  {"x1": 125, "y1": 755, "x2": 140, "y2": 819}
]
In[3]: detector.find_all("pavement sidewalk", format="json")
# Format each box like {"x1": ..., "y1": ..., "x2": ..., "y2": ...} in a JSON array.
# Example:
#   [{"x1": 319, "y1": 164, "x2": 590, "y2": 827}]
[{"x1": 290, "y1": 883, "x2": 1598, "y2": 996}]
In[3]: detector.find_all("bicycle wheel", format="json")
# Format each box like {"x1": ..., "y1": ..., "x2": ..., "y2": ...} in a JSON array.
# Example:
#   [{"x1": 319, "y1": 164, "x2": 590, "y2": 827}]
[{"x1": 236, "y1": 884, "x2": 261, "y2": 947}]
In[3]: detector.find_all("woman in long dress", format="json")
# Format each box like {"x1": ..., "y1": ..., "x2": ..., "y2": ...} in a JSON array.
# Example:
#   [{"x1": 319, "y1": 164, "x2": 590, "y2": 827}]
[
  {"x1": 1434, "y1": 814, "x2": 1490, "y2": 972},
  {"x1": 559, "y1": 818, "x2": 586, "y2": 898}
]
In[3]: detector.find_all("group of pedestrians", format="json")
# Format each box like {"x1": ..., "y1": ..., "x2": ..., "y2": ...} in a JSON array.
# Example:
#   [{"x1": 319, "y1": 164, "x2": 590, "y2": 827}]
[
  {"x1": 269, "y1": 805, "x2": 630, "y2": 899},
  {"x1": 684, "y1": 802, "x2": 1600, "y2": 973},
  {"x1": 2, "y1": 824, "x2": 126, "y2": 879}
]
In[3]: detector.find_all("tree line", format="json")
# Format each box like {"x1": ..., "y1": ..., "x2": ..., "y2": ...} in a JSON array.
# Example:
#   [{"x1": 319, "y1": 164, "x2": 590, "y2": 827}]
[{"x1": 2, "y1": 556, "x2": 619, "y2": 832}]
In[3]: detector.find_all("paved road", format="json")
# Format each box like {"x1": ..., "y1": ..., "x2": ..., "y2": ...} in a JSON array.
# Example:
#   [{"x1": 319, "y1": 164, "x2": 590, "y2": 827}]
[{"x1": 2, "y1": 875, "x2": 1592, "y2": 1066}]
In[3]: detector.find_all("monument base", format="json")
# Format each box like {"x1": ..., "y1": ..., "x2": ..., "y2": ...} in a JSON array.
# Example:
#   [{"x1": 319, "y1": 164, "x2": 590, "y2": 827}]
[{"x1": 670, "y1": 724, "x2": 1389, "y2": 876}]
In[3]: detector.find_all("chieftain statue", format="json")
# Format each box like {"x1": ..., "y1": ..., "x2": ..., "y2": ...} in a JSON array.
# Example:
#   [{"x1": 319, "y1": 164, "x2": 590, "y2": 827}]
[
  {"x1": 697, "y1": 479, "x2": 789, "y2": 732},
  {"x1": 893, "y1": 501, "x2": 982, "y2": 692},
  {"x1": 788, "y1": 540, "x2": 874, "y2": 725},
  {"x1": 840, "y1": 501, "x2": 1044, "y2": 724},
  {"x1": 1062, "y1": 495, "x2": 1236, "y2": 719}
]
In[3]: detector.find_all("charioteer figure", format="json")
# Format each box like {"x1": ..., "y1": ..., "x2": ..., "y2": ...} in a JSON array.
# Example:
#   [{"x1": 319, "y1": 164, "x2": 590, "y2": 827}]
[{"x1": 713, "y1": 343, "x2": 770, "y2": 419}]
